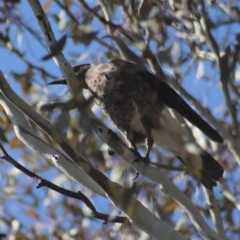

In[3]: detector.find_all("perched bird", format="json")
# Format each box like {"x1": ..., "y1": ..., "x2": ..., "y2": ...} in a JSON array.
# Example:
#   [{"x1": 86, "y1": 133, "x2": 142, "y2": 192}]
[{"x1": 49, "y1": 59, "x2": 224, "y2": 189}]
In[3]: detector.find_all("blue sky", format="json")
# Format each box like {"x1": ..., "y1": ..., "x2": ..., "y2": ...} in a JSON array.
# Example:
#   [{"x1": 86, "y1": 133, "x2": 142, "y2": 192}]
[{"x1": 1, "y1": 1, "x2": 239, "y2": 239}]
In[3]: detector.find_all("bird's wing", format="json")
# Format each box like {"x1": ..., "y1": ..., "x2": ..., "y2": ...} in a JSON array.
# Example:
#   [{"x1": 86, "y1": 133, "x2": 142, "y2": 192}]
[{"x1": 139, "y1": 69, "x2": 223, "y2": 143}]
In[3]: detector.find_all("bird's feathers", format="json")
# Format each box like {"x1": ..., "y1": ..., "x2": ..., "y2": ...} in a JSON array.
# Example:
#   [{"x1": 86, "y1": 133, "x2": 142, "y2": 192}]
[
  {"x1": 132, "y1": 64, "x2": 223, "y2": 143},
  {"x1": 150, "y1": 108, "x2": 223, "y2": 189},
  {"x1": 157, "y1": 80, "x2": 223, "y2": 143},
  {"x1": 49, "y1": 59, "x2": 224, "y2": 189}
]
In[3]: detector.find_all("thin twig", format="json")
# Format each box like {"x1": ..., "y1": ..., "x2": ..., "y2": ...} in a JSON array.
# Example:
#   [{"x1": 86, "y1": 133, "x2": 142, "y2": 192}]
[
  {"x1": 203, "y1": 188, "x2": 227, "y2": 240},
  {"x1": 199, "y1": 0, "x2": 240, "y2": 138},
  {"x1": 78, "y1": 0, "x2": 133, "y2": 41},
  {"x1": 0, "y1": 143, "x2": 128, "y2": 224}
]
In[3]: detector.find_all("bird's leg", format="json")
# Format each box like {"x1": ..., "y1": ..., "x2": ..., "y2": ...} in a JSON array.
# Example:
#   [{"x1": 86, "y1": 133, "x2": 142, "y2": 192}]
[
  {"x1": 130, "y1": 141, "x2": 140, "y2": 157},
  {"x1": 145, "y1": 134, "x2": 154, "y2": 160},
  {"x1": 126, "y1": 130, "x2": 139, "y2": 156},
  {"x1": 129, "y1": 141, "x2": 141, "y2": 180},
  {"x1": 133, "y1": 134, "x2": 153, "y2": 165}
]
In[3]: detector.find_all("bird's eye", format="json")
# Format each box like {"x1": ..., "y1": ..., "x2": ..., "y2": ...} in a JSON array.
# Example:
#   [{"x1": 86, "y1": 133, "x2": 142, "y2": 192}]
[{"x1": 73, "y1": 65, "x2": 81, "y2": 72}]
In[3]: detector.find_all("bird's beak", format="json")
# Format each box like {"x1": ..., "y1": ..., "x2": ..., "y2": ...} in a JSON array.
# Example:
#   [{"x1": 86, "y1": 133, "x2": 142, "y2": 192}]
[
  {"x1": 48, "y1": 77, "x2": 67, "y2": 85},
  {"x1": 48, "y1": 63, "x2": 90, "y2": 87}
]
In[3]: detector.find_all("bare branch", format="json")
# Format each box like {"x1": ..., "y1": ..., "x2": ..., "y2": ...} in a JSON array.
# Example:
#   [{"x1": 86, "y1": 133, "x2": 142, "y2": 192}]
[
  {"x1": 90, "y1": 117, "x2": 224, "y2": 240},
  {"x1": 203, "y1": 188, "x2": 227, "y2": 240},
  {"x1": 0, "y1": 143, "x2": 128, "y2": 224}
]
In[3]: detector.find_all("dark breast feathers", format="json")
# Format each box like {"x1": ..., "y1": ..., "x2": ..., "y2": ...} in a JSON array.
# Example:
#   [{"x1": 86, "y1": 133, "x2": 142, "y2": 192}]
[{"x1": 84, "y1": 60, "x2": 164, "y2": 143}]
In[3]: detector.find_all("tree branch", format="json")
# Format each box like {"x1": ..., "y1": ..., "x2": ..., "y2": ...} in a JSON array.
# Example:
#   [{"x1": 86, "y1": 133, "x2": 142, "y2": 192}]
[
  {"x1": 0, "y1": 143, "x2": 128, "y2": 224},
  {"x1": 203, "y1": 188, "x2": 227, "y2": 240}
]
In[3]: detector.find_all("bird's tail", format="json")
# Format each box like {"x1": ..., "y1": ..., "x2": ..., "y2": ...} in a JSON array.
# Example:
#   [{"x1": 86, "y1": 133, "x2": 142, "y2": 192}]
[
  {"x1": 151, "y1": 108, "x2": 223, "y2": 189},
  {"x1": 199, "y1": 151, "x2": 223, "y2": 189},
  {"x1": 176, "y1": 148, "x2": 223, "y2": 190}
]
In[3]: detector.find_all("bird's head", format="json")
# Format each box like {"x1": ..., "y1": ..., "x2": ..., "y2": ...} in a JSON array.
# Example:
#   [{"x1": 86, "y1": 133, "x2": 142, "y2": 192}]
[{"x1": 48, "y1": 64, "x2": 91, "y2": 89}]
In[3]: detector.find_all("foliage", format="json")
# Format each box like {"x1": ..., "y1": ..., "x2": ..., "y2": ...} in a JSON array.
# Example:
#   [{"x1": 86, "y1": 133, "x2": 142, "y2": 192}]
[{"x1": 0, "y1": 0, "x2": 240, "y2": 239}]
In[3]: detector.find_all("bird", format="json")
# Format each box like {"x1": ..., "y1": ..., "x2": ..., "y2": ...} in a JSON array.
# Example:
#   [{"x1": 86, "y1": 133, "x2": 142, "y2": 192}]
[{"x1": 49, "y1": 59, "x2": 224, "y2": 189}]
